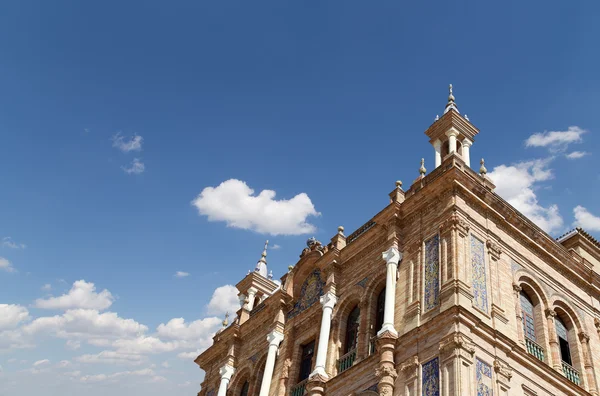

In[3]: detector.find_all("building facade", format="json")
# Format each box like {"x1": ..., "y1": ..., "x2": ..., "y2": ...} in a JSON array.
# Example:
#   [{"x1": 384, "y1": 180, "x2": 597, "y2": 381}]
[{"x1": 195, "y1": 87, "x2": 600, "y2": 396}]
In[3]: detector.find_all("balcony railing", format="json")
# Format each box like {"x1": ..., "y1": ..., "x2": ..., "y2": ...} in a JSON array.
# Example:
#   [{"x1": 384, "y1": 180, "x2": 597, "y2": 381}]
[
  {"x1": 290, "y1": 379, "x2": 308, "y2": 396},
  {"x1": 337, "y1": 348, "x2": 357, "y2": 374},
  {"x1": 562, "y1": 362, "x2": 581, "y2": 386},
  {"x1": 525, "y1": 338, "x2": 545, "y2": 362},
  {"x1": 368, "y1": 336, "x2": 377, "y2": 356}
]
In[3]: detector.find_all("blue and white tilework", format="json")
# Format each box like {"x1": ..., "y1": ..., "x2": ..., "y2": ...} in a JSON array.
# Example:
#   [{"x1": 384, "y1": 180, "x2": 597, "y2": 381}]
[
  {"x1": 424, "y1": 235, "x2": 440, "y2": 311},
  {"x1": 422, "y1": 357, "x2": 440, "y2": 396},
  {"x1": 476, "y1": 358, "x2": 493, "y2": 396},
  {"x1": 287, "y1": 269, "x2": 324, "y2": 319},
  {"x1": 470, "y1": 235, "x2": 488, "y2": 313}
]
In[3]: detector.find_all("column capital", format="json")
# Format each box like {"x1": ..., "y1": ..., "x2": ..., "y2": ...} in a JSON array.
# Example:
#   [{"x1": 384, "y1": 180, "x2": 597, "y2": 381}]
[
  {"x1": 219, "y1": 364, "x2": 235, "y2": 380},
  {"x1": 319, "y1": 291, "x2": 337, "y2": 310},
  {"x1": 247, "y1": 287, "x2": 258, "y2": 295},
  {"x1": 266, "y1": 330, "x2": 284, "y2": 346},
  {"x1": 445, "y1": 127, "x2": 460, "y2": 138},
  {"x1": 382, "y1": 247, "x2": 402, "y2": 266},
  {"x1": 462, "y1": 138, "x2": 473, "y2": 147}
]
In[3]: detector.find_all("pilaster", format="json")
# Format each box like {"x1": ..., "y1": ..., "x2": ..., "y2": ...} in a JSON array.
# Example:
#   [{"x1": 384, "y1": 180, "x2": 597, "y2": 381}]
[{"x1": 438, "y1": 333, "x2": 476, "y2": 396}]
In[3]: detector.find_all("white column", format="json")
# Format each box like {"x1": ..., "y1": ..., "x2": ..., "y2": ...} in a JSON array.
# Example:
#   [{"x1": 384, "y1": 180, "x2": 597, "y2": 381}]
[
  {"x1": 310, "y1": 291, "x2": 337, "y2": 378},
  {"x1": 258, "y1": 330, "x2": 284, "y2": 396},
  {"x1": 217, "y1": 364, "x2": 235, "y2": 396},
  {"x1": 446, "y1": 129, "x2": 459, "y2": 154},
  {"x1": 433, "y1": 139, "x2": 442, "y2": 168},
  {"x1": 462, "y1": 138, "x2": 472, "y2": 167},
  {"x1": 246, "y1": 287, "x2": 258, "y2": 310},
  {"x1": 378, "y1": 247, "x2": 403, "y2": 337}
]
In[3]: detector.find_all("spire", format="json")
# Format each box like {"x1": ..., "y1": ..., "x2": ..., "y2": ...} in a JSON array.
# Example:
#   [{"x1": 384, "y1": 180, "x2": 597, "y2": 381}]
[
  {"x1": 254, "y1": 240, "x2": 269, "y2": 278},
  {"x1": 444, "y1": 84, "x2": 460, "y2": 114}
]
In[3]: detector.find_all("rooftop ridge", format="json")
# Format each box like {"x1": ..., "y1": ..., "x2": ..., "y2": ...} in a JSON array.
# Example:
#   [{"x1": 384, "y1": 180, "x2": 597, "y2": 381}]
[{"x1": 556, "y1": 227, "x2": 600, "y2": 250}]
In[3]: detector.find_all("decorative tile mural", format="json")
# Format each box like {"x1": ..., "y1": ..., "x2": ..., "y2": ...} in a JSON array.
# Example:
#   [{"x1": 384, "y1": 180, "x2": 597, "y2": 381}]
[
  {"x1": 424, "y1": 235, "x2": 440, "y2": 311},
  {"x1": 470, "y1": 235, "x2": 488, "y2": 313},
  {"x1": 287, "y1": 269, "x2": 324, "y2": 319},
  {"x1": 422, "y1": 357, "x2": 440, "y2": 396},
  {"x1": 476, "y1": 358, "x2": 493, "y2": 396}
]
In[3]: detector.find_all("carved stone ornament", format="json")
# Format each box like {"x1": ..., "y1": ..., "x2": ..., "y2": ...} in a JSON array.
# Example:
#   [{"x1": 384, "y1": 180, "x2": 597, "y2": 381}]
[
  {"x1": 486, "y1": 239, "x2": 502, "y2": 260},
  {"x1": 281, "y1": 358, "x2": 292, "y2": 378},
  {"x1": 595, "y1": 317, "x2": 600, "y2": 331},
  {"x1": 493, "y1": 359, "x2": 513, "y2": 381},
  {"x1": 399, "y1": 355, "x2": 419, "y2": 373},
  {"x1": 439, "y1": 213, "x2": 469, "y2": 236},
  {"x1": 545, "y1": 308, "x2": 557, "y2": 319},
  {"x1": 579, "y1": 332, "x2": 591, "y2": 343},
  {"x1": 439, "y1": 334, "x2": 475, "y2": 355},
  {"x1": 375, "y1": 365, "x2": 398, "y2": 380},
  {"x1": 512, "y1": 283, "x2": 522, "y2": 293}
]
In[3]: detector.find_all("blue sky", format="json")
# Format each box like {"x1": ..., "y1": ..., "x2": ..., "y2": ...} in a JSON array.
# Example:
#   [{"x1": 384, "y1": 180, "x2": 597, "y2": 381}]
[{"x1": 1, "y1": 1, "x2": 599, "y2": 395}]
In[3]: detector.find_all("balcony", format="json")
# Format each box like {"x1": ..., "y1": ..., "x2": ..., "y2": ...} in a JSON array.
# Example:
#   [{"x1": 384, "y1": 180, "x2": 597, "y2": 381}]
[
  {"x1": 337, "y1": 348, "x2": 357, "y2": 374},
  {"x1": 525, "y1": 338, "x2": 545, "y2": 362},
  {"x1": 290, "y1": 379, "x2": 307, "y2": 396},
  {"x1": 561, "y1": 362, "x2": 581, "y2": 386}
]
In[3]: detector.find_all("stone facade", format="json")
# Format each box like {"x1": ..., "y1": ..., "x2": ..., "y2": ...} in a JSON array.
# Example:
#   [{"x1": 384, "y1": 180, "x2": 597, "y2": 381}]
[{"x1": 194, "y1": 91, "x2": 600, "y2": 396}]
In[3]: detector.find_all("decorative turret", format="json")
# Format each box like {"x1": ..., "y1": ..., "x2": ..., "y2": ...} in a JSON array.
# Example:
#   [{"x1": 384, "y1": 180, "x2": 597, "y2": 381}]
[
  {"x1": 254, "y1": 240, "x2": 269, "y2": 278},
  {"x1": 426, "y1": 85, "x2": 479, "y2": 169}
]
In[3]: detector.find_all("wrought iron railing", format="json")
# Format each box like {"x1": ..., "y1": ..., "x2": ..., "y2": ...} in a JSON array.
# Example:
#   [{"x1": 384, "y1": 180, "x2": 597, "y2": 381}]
[
  {"x1": 368, "y1": 336, "x2": 377, "y2": 356},
  {"x1": 562, "y1": 362, "x2": 581, "y2": 386},
  {"x1": 290, "y1": 379, "x2": 308, "y2": 396},
  {"x1": 525, "y1": 338, "x2": 545, "y2": 362},
  {"x1": 337, "y1": 348, "x2": 357, "y2": 373}
]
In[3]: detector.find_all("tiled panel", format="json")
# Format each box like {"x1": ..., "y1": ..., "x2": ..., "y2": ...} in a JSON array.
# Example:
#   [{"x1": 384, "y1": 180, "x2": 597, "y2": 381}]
[
  {"x1": 422, "y1": 357, "x2": 440, "y2": 396},
  {"x1": 470, "y1": 235, "x2": 488, "y2": 312},
  {"x1": 424, "y1": 235, "x2": 440, "y2": 311}
]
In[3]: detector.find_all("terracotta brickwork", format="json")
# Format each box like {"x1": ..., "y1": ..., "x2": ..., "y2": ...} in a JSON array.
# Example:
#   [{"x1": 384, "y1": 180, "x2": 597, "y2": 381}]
[{"x1": 195, "y1": 105, "x2": 600, "y2": 396}]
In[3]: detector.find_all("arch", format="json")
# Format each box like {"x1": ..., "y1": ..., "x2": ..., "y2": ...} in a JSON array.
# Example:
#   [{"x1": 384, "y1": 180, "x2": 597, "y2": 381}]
[
  {"x1": 516, "y1": 273, "x2": 551, "y2": 363},
  {"x1": 229, "y1": 365, "x2": 252, "y2": 395},
  {"x1": 551, "y1": 298, "x2": 587, "y2": 387},
  {"x1": 344, "y1": 305, "x2": 361, "y2": 353},
  {"x1": 550, "y1": 298, "x2": 585, "y2": 333},
  {"x1": 515, "y1": 272, "x2": 550, "y2": 308}
]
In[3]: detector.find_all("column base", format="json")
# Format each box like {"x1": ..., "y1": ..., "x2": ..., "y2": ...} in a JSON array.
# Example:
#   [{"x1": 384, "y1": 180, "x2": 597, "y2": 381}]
[
  {"x1": 306, "y1": 374, "x2": 327, "y2": 396},
  {"x1": 377, "y1": 324, "x2": 398, "y2": 338},
  {"x1": 309, "y1": 367, "x2": 329, "y2": 380}
]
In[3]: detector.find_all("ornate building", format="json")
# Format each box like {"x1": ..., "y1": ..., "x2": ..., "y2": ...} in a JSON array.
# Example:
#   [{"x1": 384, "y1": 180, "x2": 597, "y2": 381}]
[{"x1": 194, "y1": 87, "x2": 600, "y2": 396}]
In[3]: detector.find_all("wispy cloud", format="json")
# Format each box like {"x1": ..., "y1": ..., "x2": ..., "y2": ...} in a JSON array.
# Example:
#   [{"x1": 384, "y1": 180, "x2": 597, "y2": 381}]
[
  {"x1": 271, "y1": 244, "x2": 281, "y2": 250},
  {"x1": 0, "y1": 257, "x2": 16, "y2": 273},
  {"x1": 121, "y1": 158, "x2": 145, "y2": 175},
  {"x1": 33, "y1": 359, "x2": 50, "y2": 367},
  {"x1": 525, "y1": 126, "x2": 587, "y2": 153},
  {"x1": 112, "y1": 132, "x2": 143, "y2": 153},
  {"x1": 2, "y1": 237, "x2": 26, "y2": 249},
  {"x1": 573, "y1": 206, "x2": 600, "y2": 231},
  {"x1": 565, "y1": 151, "x2": 588, "y2": 160},
  {"x1": 41, "y1": 284, "x2": 52, "y2": 291},
  {"x1": 174, "y1": 271, "x2": 189, "y2": 278}
]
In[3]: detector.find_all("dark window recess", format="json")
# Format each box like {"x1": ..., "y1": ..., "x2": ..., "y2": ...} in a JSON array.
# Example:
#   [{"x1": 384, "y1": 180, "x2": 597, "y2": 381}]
[
  {"x1": 556, "y1": 317, "x2": 572, "y2": 365},
  {"x1": 345, "y1": 306, "x2": 360, "y2": 353},
  {"x1": 298, "y1": 340, "x2": 315, "y2": 382},
  {"x1": 376, "y1": 289, "x2": 385, "y2": 332},
  {"x1": 240, "y1": 381, "x2": 249, "y2": 396}
]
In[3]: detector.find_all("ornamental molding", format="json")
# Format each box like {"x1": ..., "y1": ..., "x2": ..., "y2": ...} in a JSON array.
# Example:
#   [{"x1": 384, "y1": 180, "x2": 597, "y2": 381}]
[
  {"x1": 398, "y1": 355, "x2": 419, "y2": 373},
  {"x1": 486, "y1": 239, "x2": 502, "y2": 260},
  {"x1": 439, "y1": 333, "x2": 475, "y2": 356},
  {"x1": 493, "y1": 359, "x2": 513, "y2": 381}
]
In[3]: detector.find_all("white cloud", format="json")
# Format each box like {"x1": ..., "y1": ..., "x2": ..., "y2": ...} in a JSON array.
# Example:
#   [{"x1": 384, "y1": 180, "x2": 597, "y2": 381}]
[
  {"x1": 66, "y1": 340, "x2": 81, "y2": 350},
  {"x1": 271, "y1": 244, "x2": 282, "y2": 250},
  {"x1": 33, "y1": 359, "x2": 50, "y2": 367},
  {"x1": 122, "y1": 158, "x2": 145, "y2": 175},
  {"x1": 192, "y1": 179, "x2": 320, "y2": 235},
  {"x1": 206, "y1": 285, "x2": 239, "y2": 316},
  {"x1": 0, "y1": 257, "x2": 16, "y2": 272},
  {"x1": 57, "y1": 360, "x2": 71, "y2": 368},
  {"x1": 525, "y1": 126, "x2": 587, "y2": 152},
  {"x1": 178, "y1": 381, "x2": 193, "y2": 387},
  {"x1": 75, "y1": 351, "x2": 148, "y2": 366},
  {"x1": 34, "y1": 280, "x2": 114, "y2": 311},
  {"x1": 488, "y1": 158, "x2": 563, "y2": 233},
  {"x1": 174, "y1": 271, "x2": 189, "y2": 278},
  {"x1": 161, "y1": 361, "x2": 170, "y2": 368},
  {"x1": 156, "y1": 317, "x2": 221, "y2": 343},
  {"x1": 565, "y1": 151, "x2": 588, "y2": 159},
  {"x1": 2, "y1": 237, "x2": 26, "y2": 249},
  {"x1": 79, "y1": 368, "x2": 155, "y2": 383},
  {"x1": 41, "y1": 284, "x2": 52, "y2": 291},
  {"x1": 573, "y1": 206, "x2": 600, "y2": 232},
  {"x1": 0, "y1": 304, "x2": 29, "y2": 329},
  {"x1": 177, "y1": 350, "x2": 201, "y2": 360},
  {"x1": 112, "y1": 132, "x2": 143, "y2": 152}
]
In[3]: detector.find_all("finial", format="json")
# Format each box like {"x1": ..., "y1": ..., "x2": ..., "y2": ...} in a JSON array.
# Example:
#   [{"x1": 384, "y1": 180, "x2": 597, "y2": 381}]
[
  {"x1": 261, "y1": 240, "x2": 269, "y2": 259},
  {"x1": 395, "y1": 180, "x2": 403, "y2": 189},
  {"x1": 254, "y1": 240, "x2": 269, "y2": 277},
  {"x1": 222, "y1": 312, "x2": 229, "y2": 327},
  {"x1": 464, "y1": 114, "x2": 469, "y2": 121},
  {"x1": 419, "y1": 158, "x2": 426, "y2": 176},
  {"x1": 435, "y1": 115, "x2": 439, "y2": 121},
  {"x1": 337, "y1": 226, "x2": 344, "y2": 235},
  {"x1": 268, "y1": 270, "x2": 273, "y2": 280},
  {"x1": 479, "y1": 158, "x2": 487, "y2": 176},
  {"x1": 288, "y1": 265, "x2": 294, "y2": 272},
  {"x1": 247, "y1": 269, "x2": 251, "y2": 275},
  {"x1": 444, "y1": 84, "x2": 460, "y2": 114}
]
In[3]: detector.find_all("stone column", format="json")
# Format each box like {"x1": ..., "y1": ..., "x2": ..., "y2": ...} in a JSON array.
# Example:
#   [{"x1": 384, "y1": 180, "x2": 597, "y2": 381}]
[
  {"x1": 545, "y1": 309, "x2": 561, "y2": 370},
  {"x1": 310, "y1": 291, "x2": 337, "y2": 378},
  {"x1": 378, "y1": 247, "x2": 402, "y2": 337},
  {"x1": 462, "y1": 138, "x2": 472, "y2": 167},
  {"x1": 247, "y1": 287, "x2": 258, "y2": 311},
  {"x1": 434, "y1": 139, "x2": 442, "y2": 168},
  {"x1": 376, "y1": 332, "x2": 398, "y2": 396},
  {"x1": 446, "y1": 128, "x2": 459, "y2": 154},
  {"x1": 258, "y1": 330, "x2": 284, "y2": 396},
  {"x1": 513, "y1": 284, "x2": 525, "y2": 345},
  {"x1": 217, "y1": 364, "x2": 235, "y2": 396},
  {"x1": 579, "y1": 332, "x2": 598, "y2": 395}
]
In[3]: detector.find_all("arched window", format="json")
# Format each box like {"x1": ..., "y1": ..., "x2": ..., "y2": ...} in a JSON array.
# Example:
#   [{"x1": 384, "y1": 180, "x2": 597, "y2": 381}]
[
  {"x1": 239, "y1": 381, "x2": 249, "y2": 396},
  {"x1": 520, "y1": 291, "x2": 536, "y2": 341},
  {"x1": 345, "y1": 306, "x2": 360, "y2": 353},
  {"x1": 375, "y1": 289, "x2": 385, "y2": 332},
  {"x1": 555, "y1": 317, "x2": 572, "y2": 365}
]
